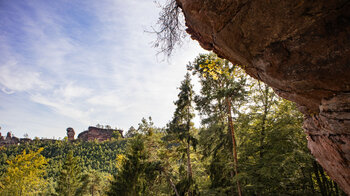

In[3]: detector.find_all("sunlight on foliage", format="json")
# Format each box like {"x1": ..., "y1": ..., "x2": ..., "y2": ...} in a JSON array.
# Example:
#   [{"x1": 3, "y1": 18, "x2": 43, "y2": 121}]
[{"x1": 0, "y1": 148, "x2": 48, "y2": 196}]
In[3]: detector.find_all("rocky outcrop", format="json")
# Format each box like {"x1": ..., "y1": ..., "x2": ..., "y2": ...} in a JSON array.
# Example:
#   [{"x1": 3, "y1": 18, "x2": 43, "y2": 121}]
[
  {"x1": 67, "y1": 127, "x2": 75, "y2": 141},
  {"x1": 305, "y1": 93, "x2": 350, "y2": 190},
  {"x1": 176, "y1": 0, "x2": 350, "y2": 193},
  {"x1": 0, "y1": 132, "x2": 20, "y2": 146},
  {"x1": 0, "y1": 127, "x2": 124, "y2": 147},
  {"x1": 77, "y1": 126, "x2": 123, "y2": 142}
]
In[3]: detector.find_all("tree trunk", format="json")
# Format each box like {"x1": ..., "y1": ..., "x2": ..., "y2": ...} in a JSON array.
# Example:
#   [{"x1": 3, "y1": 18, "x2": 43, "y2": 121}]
[
  {"x1": 187, "y1": 139, "x2": 193, "y2": 179},
  {"x1": 187, "y1": 137, "x2": 193, "y2": 196},
  {"x1": 161, "y1": 166, "x2": 180, "y2": 196},
  {"x1": 168, "y1": 174, "x2": 180, "y2": 196},
  {"x1": 258, "y1": 82, "x2": 269, "y2": 159},
  {"x1": 186, "y1": 104, "x2": 193, "y2": 195},
  {"x1": 259, "y1": 85, "x2": 269, "y2": 158},
  {"x1": 226, "y1": 96, "x2": 242, "y2": 196}
]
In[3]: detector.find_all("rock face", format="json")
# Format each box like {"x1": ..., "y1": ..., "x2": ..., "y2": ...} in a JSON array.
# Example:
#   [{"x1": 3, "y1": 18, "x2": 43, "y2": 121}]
[
  {"x1": 176, "y1": 0, "x2": 350, "y2": 193},
  {"x1": 77, "y1": 126, "x2": 123, "y2": 142},
  {"x1": 0, "y1": 132, "x2": 20, "y2": 146},
  {"x1": 0, "y1": 131, "x2": 33, "y2": 146},
  {"x1": 66, "y1": 127, "x2": 75, "y2": 141}
]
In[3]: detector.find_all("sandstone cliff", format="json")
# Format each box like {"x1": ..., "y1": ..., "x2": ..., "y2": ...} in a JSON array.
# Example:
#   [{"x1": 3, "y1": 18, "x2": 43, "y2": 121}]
[
  {"x1": 77, "y1": 126, "x2": 123, "y2": 142},
  {"x1": 175, "y1": 0, "x2": 350, "y2": 193}
]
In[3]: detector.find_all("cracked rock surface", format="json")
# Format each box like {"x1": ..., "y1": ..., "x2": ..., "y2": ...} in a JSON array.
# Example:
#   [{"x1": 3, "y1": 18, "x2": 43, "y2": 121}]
[{"x1": 176, "y1": 0, "x2": 350, "y2": 193}]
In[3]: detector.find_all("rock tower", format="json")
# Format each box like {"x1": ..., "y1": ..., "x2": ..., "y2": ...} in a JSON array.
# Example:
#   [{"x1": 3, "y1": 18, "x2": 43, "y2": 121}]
[{"x1": 66, "y1": 127, "x2": 75, "y2": 141}]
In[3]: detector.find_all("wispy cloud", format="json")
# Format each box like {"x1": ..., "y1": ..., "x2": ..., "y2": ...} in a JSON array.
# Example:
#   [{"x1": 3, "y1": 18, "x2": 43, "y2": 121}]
[
  {"x1": 58, "y1": 83, "x2": 92, "y2": 100},
  {"x1": 0, "y1": 0, "x2": 206, "y2": 138},
  {"x1": 0, "y1": 60, "x2": 49, "y2": 94}
]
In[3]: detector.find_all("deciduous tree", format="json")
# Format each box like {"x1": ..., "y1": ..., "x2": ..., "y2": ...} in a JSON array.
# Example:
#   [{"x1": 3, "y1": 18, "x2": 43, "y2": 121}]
[{"x1": 0, "y1": 148, "x2": 48, "y2": 195}]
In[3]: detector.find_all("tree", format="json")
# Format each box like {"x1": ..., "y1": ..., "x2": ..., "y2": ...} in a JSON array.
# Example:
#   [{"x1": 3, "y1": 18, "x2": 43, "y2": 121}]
[
  {"x1": 0, "y1": 148, "x2": 48, "y2": 195},
  {"x1": 125, "y1": 126, "x2": 137, "y2": 138},
  {"x1": 167, "y1": 73, "x2": 198, "y2": 195},
  {"x1": 76, "y1": 170, "x2": 104, "y2": 196},
  {"x1": 55, "y1": 150, "x2": 81, "y2": 196},
  {"x1": 96, "y1": 124, "x2": 103, "y2": 129},
  {"x1": 107, "y1": 135, "x2": 161, "y2": 196},
  {"x1": 23, "y1": 133, "x2": 29, "y2": 139},
  {"x1": 189, "y1": 53, "x2": 247, "y2": 195},
  {"x1": 234, "y1": 80, "x2": 345, "y2": 195}
]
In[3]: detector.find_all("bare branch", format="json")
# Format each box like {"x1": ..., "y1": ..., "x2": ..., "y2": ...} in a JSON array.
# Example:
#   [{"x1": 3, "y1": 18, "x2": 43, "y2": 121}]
[{"x1": 150, "y1": 0, "x2": 186, "y2": 57}]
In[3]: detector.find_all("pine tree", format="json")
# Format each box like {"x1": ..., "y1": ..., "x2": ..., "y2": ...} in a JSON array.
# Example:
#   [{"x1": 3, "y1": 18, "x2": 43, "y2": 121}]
[
  {"x1": 107, "y1": 134, "x2": 161, "y2": 196},
  {"x1": 167, "y1": 73, "x2": 198, "y2": 195},
  {"x1": 55, "y1": 150, "x2": 81, "y2": 196},
  {"x1": 189, "y1": 53, "x2": 247, "y2": 195}
]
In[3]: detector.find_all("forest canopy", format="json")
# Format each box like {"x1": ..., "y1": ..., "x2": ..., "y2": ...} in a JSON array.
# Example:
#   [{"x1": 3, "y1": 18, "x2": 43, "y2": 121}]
[{"x1": 0, "y1": 53, "x2": 345, "y2": 195}]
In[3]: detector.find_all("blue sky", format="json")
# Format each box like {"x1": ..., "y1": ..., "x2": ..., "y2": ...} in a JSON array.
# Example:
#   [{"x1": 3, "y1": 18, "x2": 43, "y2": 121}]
[{"x1": 0, "y1": 0, "x2": 206, "y2": 139}]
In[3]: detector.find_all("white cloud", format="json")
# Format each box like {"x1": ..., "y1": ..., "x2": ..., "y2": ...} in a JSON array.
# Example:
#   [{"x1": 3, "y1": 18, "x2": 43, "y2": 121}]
[
  {"x1": 30, "y1": 93, "x2": 91, "y2": 125},
  {"x1": 0, "y1": 60, "x2": 49, "y2": 94},
  {"x1": 87, "y1": 92, "x2": 128, "y2": 110},
  {"x1": 0, "y1": 0, "x2": 207, "y2": 138},
  {"x1": 58, "y1": 83, "x2": 92, "y2": 100}
]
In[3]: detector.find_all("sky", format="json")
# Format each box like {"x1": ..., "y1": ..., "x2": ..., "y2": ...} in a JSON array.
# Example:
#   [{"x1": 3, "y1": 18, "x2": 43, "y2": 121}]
[{"x1": 0, "y1": 0, "x2": 206, "y2": 139}]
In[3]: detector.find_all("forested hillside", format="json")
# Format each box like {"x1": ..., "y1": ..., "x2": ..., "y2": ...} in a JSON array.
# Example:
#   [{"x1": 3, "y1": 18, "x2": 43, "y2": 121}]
[
  {"x1": 0, "y1": 138, "x2": 126, "y2": 195},
  {"x1": 0, "y1": 54, "x2": 346, "y2": 195},
  {"x1": 0, "y1": 139, "x2": 126, "y2": 177}
]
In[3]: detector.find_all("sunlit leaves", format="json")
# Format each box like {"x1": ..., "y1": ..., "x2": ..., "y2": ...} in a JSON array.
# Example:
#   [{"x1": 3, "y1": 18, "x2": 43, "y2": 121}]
[
  {"x1": 189, "y1": 53, "x2": 243, "y2": 81},
  {"x1": 115, "y1": 154, "x2": 126, "y2": 171},
  {"x1": 0, "y1": 148, "x2": 48, "y2": 195}
]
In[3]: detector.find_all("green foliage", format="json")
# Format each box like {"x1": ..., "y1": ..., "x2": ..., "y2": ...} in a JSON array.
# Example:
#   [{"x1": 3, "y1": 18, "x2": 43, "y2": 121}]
[
  {"x1": 0, "y1": 52, "x2": 346, "y2": 195},
  {"x1": 0, "y1": 148, "x2": 48, "y2": 196},
  {"x1": 188, "y1": 53, "x2": 344, "y2": 195},
  {"x1": 167, "y1": 73, "x2": 199, "y2": 195},
  {"x1": 0, "y1": 139, "x2": 126, "y2": 178},
  {"x1": 0, "y1": 139, "x2": 126, "y2": 195},
  {"x1": 107, "y1": 135, "x2": 161, "y2": 196},
  {"x1": 125, "y1": 126, "x2": 137, "y2": 138},
  {"x1": 237, "y1": 88, "x2": 312, "y2": 194},
  {"x1": 55, "y1": 150, "x2": 82, "y2": 196},
  {"x1": 189, "y1": 53, "x2": 247, "y2": 195},
  {"x1": 76, "y1": 170, "x2": 108, "y2": 196}
]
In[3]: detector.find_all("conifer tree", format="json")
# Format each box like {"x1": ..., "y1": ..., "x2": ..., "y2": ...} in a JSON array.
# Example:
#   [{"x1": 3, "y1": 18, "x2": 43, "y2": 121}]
[
  {"x1": 167, "y1": 73, "x2": 198, "y2": 195},
  {"x1": 189, "y1": 53, "x2": 247, "y2": 195},
  {"x1": 107, "y1": 134, "x2": 161, "y2": 196},
  {"x1": 55, "y1": 150, "x2": 81, "y2": 196}
]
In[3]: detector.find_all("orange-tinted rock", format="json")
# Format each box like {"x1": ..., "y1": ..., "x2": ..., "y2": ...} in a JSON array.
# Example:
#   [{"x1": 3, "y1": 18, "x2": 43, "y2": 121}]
[
  {"x1": 66, "y1": 127, "x2": 75, "y2": 141},
  {"x1": 176, "y1": 0, "x2": 350, "y2": 193},
  {"x1": 77, "y1": 126, "x2": 123, "y2": 142}
]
